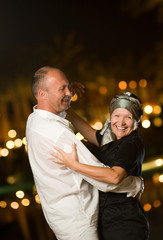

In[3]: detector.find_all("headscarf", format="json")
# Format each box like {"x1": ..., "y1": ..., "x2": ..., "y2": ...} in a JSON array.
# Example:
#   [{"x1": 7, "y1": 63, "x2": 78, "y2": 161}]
[
  {"x1": 99, "y1": 92, "x2": 143, "y2": 146},
  {"x1": 110, "y1": 92, "x2": 143, "y2": 122}
]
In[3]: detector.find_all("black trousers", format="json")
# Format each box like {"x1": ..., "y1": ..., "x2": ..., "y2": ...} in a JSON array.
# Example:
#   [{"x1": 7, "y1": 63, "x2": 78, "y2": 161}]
[{"x1": 98, "y1": 192, "x2": 150, "y2": 240}]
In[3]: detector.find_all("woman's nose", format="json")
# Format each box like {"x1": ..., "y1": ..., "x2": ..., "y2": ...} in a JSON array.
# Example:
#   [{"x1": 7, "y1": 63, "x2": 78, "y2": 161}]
[{"x1": 118, "y1": 117, "x2": 125, "y2": 125}]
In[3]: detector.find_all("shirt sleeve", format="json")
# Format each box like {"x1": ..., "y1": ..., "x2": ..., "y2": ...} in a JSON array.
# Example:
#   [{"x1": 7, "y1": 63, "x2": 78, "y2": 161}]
[
  {"x1": 113, "y1": 140, "x2": 140, "y2": 175},
  {"x1": 56, "y1": 130, "x2": 142, "y2": 196},
  {"x1": 96, "y1": 130, "x2": 102, "y2": 145}
]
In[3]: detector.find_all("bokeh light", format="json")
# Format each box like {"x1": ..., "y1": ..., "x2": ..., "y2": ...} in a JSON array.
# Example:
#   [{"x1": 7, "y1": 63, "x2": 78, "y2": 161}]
[
  {"x1": 22, "y1": 137, "x2": 27, "y2": 145},
  {"x1": 7, "y1": 176, "x2": 16, "y2": 184},
  {"x1": 118, "y1": 81, "x2": 127, "y2": 90},
  {"x1": 142, "y1": 119, "x2": 151, "y2": 128},
  {"x1": 16, "y1": 190, "x2": 25, "y2": 199},
  {"x1": 129, "y1": 80, "x2": 137, "y2": 89},
  {"x1": 35, "y1": 194, "x2": 41, "y2": 204},
  {"x1": 14, "y1": 138, "x2": 23, "y2": 147},
  {"x1": 139, "y1": 79, "x2": 147, "y2": 88},
  {"x1": 1, "y1": 148, "x2": 9, "y2": 157},
  {"x1": 71, "y1": 93, "x2": 78, "y2": 102},
  {"x1": 6, "y1": 140, "x2": 14, "y2": 149},
  {"x1": 8, "y1": 129, "x2": 17, "y2": 138},
  {"x1": 153, "y1": 117, "x2": 162, "y2": 127},
  {"x1": 153, "y1": 105, "x2": 162, "y2": 115},
  {"x1": 0, "y1": 201, "x2": 7, "y2": 208},
  {"x1": 153, "y1": 200, "x2": 161, "y2": 208},
  {"x1": 143, "y1": 203, "x2": 152, "y2": 212},
  {"x1": 155, "y1": 159, "x2": 163, "y2": 167},
  {"x1": 21, "y1": 198, "x2": 30, "y2": 206},
  {"x1": 75, "y1": 132, "x2": 84, "y2": 141},
  {"x1": 10, "y1": 202, "x2": 19, "y2": 209},
  {"x1": 144, "y1": 105, "x2": 153, "y2": 114},
  {"x1": 159, "y1": 174, "x2": 163, "y2": 183},
  {"x1": 92, "y1": 121, "x2": 103, "y2": 130},
  {"x1": 99, "y1": 86, "x2": 108, "y2": 95}
]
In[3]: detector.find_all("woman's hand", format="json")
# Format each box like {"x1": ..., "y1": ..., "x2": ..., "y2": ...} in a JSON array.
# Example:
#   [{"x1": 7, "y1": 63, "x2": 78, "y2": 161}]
[
  {"x1": 69, "y1": 82, "x2": 85, "y2": 98},
  {"x1": 51, "y1": 143, "x2": 79, "y2": 170}
]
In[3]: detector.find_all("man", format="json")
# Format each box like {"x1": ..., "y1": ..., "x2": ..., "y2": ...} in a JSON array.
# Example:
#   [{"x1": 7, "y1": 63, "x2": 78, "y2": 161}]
[{"x1": 26, "y1": 66, "x2": 143, "y2": 240}]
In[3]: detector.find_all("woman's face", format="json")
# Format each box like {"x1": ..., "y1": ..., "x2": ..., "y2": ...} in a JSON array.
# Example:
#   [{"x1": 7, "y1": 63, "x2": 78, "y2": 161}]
[{"x1": 111, "y1": 108, "x2": 135, "y2": 140}]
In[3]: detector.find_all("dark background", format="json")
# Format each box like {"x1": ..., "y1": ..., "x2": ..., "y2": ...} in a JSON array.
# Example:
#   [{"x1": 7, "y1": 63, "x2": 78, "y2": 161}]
[{"x1": 0, "y1": 0, "x2": 163, "y2": 239}]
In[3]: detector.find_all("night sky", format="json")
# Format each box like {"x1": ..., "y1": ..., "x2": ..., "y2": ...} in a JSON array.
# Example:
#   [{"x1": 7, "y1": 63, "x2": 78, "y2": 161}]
[{"x1": 1, "y1": 0, "x2": 163, "y2": 64}]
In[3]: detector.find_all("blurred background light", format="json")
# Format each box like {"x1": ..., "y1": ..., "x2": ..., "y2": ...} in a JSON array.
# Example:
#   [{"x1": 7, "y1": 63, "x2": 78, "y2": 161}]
[
  {"x1": 118, "y1": 81, "x2": 127, "y2": 90},
  {"x1": 71, "y1": 93, "x2": 78, "y2": 102},
  {"x1": 22, "y1": 137, "x2": 27, "y2": 145},
  {"x1": 155, "y1": 159, "x2": 163, "y2": 167},
  {"x1": 21, "y1": 198, "x2": 30, "y2": 206},
  {"x1": 91, "y1": 121, "x2": 103, "y2": 130},
  {"x1": 7, "y1": 176, "x2": 16, "y2": 184},
  {"x1": 75, "y1": 132, "x2": 84, "y2": 141},
  {"x1": 99, "y1": 86, "x2": 108, "y2": 95},
  {"x1": 129, "y1": 80, "x2": 137, "y2": 89},
  {"x1": 153, "y1": 200, "x2": 161, "y2": 208},
  {"x1": 14, "y1": 138, "x2": 23, "y2": 148},
  {"x1": 158, "y1": 174, "x2": 163, "y2": 183},
  {"x1": 139, "y1": 79, "x2": 147, "y2": 88},
  {"x1": 8, "y1": 129, "x2": 17, "y2": 138},
  {"x1": 153, "y1": 105, "x2": 162, "y2": 115},
  {"x1": 152, "y1": 173, "x2": 160, "y2": 183},
  {"x1": 142, "y1": 119, "x2": 151, "y2": 128},
  {"x1": 16, "y1": 190, "x2": 25, "y2": 199},
  {"x1": 143, "y1": 203, "x2": 152, "y2": 212},
  {"x1": 144, "y1": 105, "x2": 153, "y2": 114},
  {"x1": 6, "y1": 140, "x2": 14, "y2": 149},
  {"x1": 153, "y1": 117, "x2": 162, "y2": 127},
  {"x1": 1, "y1": 148, "x2": 9, "y2": 157},
  {"x1": 35, "y1": 194, "x2": 41, "y2": 204},
  {"x1": 0, "y1": 201, "x2": 7, "y2": 208},
  {"x1": 10, "y1": 202, "x2": 19, "y2": 209}
]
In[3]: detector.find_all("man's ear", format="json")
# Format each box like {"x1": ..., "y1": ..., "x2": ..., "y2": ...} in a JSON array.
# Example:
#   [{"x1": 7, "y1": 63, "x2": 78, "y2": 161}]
[{"x1": 38, "y1": 89, "x2": 48, "y2": 100}]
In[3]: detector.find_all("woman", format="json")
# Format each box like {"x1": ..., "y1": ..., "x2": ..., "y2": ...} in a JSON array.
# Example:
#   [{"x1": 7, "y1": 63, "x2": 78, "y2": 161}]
[{"x1": 51, "y1": 92, "x2": 150, "y2": 240}]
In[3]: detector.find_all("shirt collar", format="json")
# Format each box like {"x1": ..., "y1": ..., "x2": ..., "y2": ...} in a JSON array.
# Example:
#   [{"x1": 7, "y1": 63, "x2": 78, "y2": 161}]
[{"x1": 33, "y1": 105, "x2": 68, "y2": 124}]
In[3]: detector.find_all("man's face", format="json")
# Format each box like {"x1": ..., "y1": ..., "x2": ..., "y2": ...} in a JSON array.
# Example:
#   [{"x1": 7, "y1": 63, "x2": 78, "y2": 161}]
[{"x1": 45, "y1": 70, "x2": 71, "y2": 114}]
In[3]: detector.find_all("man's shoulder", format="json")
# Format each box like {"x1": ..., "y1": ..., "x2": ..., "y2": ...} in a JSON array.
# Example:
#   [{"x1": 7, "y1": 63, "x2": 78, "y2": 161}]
[{"x1": 26, "y1": 111, "x2": 74, "y2": 141}]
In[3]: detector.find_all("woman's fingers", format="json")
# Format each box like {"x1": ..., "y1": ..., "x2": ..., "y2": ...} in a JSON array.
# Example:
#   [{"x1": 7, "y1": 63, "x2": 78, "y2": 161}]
[
  {"x1": 53, "y1": 146, "x2": 64, "y2": 154},
  {"x1": 50, "y1": 151, "x2": 61, "y2": 159},
  {"x1": 72, "y1": 143, "x2": 77, "y2": 154},
  {"x1": 51, "y1": 157, "x2": 61, "y2": 164}
]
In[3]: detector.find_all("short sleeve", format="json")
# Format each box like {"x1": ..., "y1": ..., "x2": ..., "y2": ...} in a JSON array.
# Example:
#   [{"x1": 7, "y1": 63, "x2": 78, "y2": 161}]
[
  {"x1": 113, "y1": 140, "x2": 139, "y2": 175},
  {"x1": 96, "y1": 130, "x2": 102, "y2": 145}
]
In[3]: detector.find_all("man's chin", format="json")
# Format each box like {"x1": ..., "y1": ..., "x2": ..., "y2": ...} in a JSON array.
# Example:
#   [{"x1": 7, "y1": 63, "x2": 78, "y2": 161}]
[{"x1": 61, "y1": 103, "x2": 69, "y2": 111}]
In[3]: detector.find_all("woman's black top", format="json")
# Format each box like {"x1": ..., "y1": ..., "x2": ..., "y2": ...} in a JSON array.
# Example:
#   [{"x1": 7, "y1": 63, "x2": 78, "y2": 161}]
[
  {"x1": 96, "y1": 130, "x2": 149, "y2": 240},
  {"x1": 96, "y1": 130, "x2": 144, "y2": 176}
]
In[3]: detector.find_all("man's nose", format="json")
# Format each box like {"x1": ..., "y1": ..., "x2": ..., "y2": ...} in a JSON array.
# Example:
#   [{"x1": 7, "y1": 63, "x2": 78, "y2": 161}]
[{"x1": 65, "y1": 86, "x2": 71, "y2": 96}]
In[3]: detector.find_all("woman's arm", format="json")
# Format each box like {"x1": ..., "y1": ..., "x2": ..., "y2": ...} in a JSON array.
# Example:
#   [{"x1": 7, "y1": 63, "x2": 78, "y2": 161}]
[
  {"x1": 67, "y1": 108, "x2": 99, "y2": 146},
  {"x1": 51, "y1": 143, "x2": 127, "y2": 184}
]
